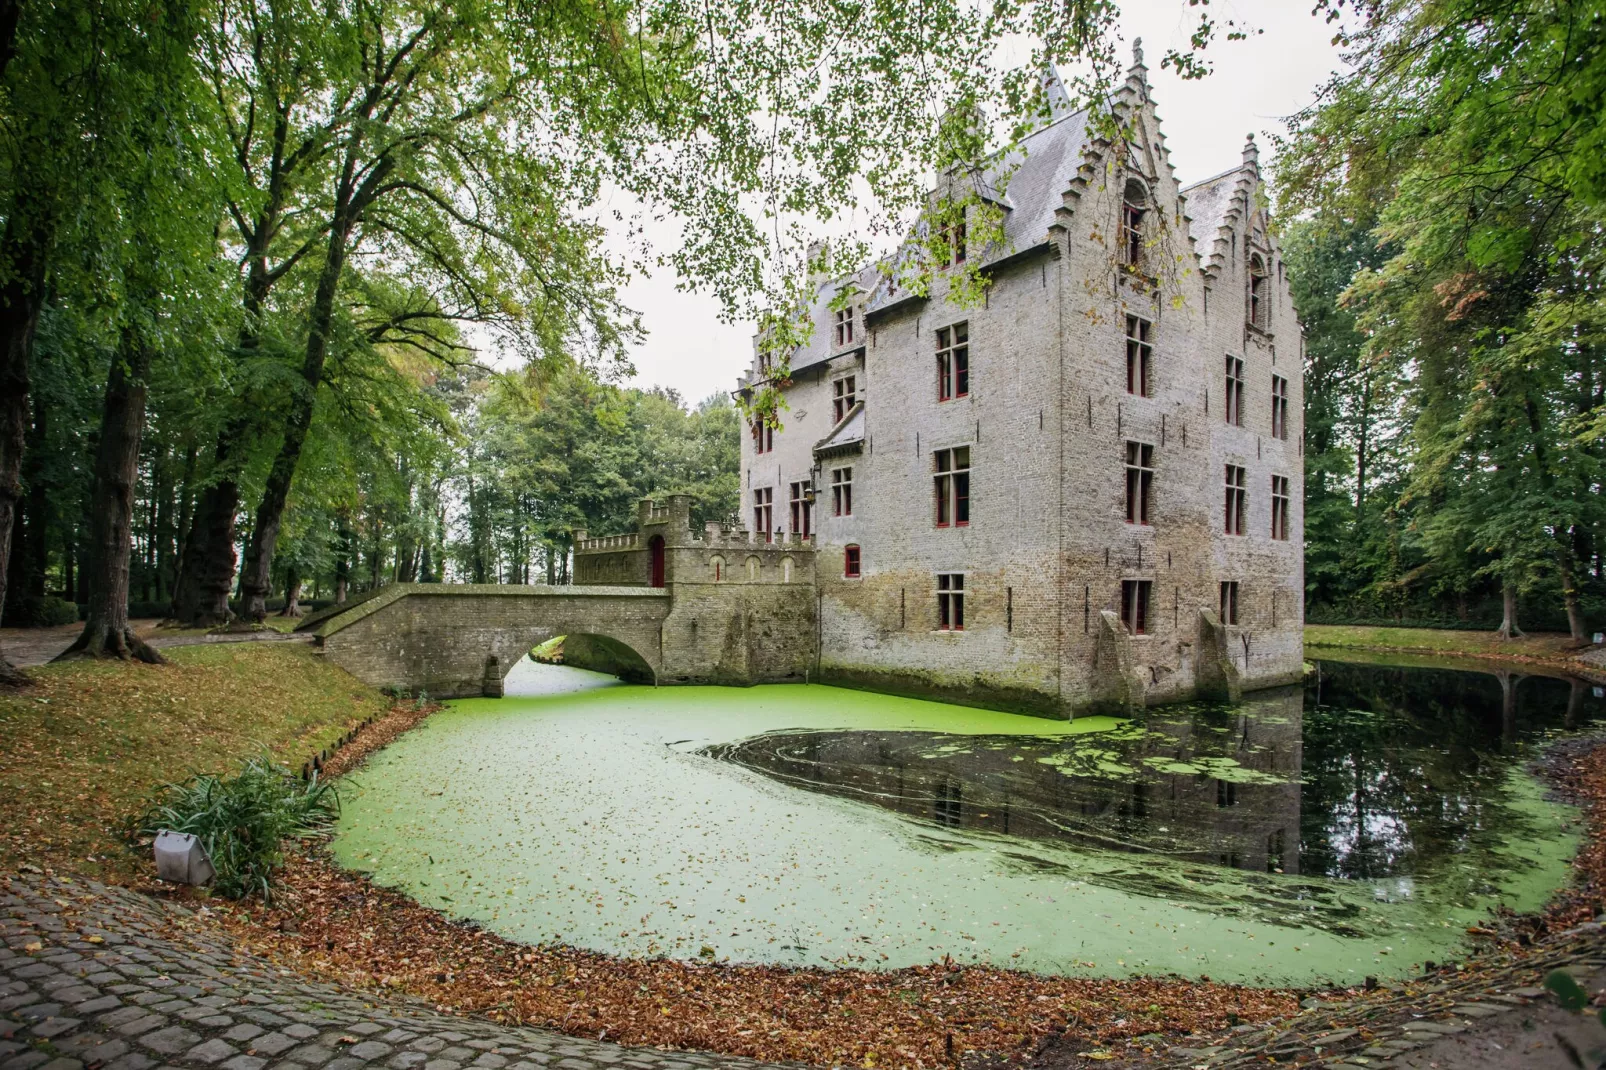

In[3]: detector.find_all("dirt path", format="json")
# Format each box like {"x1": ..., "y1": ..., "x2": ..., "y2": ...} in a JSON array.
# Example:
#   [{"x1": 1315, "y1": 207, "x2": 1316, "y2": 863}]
[{"x1": 0, "y1": 619, "x2": 310, "y2": 668}]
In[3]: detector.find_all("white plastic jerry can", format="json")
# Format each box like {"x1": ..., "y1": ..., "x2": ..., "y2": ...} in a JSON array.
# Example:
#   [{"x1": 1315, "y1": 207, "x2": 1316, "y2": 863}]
[{"x1": 153, "y1": 830, "x2": 215, "y2": 886}]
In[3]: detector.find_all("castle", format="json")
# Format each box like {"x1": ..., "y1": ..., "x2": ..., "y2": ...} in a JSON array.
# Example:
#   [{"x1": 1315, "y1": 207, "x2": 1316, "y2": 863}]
[{"x1": 575, "y1": 48, "x2": 1305, "y2": 717}]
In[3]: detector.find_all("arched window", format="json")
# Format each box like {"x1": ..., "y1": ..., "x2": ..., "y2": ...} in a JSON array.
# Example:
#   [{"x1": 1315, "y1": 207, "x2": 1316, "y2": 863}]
[
  {"x1": 1121, "y1": 179, "x2": 1147, "y2": 269},
  {"x1": 780, "y1": 556, "x2": 794, "y2": 583},
  {"x1": 745, "y1": 555, "x2": 761, "y2": 581},
  {"x1": 710, "y1": 554, "x2": 725, "y2": 582},
  {"x1": 1249, "y1": 254, "x2": 1268, "y2": 330}
]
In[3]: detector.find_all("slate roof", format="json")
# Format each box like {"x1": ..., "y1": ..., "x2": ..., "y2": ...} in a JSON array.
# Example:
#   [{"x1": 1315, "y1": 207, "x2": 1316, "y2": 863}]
[{"x1": 813, "y1": 403, "x2": 865, "y2": 458}]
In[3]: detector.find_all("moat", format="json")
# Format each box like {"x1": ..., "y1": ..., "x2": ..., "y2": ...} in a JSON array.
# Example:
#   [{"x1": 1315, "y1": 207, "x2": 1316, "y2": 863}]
[{"x1": 330, "y1": 657, "x2": 1601, "y2": 985}]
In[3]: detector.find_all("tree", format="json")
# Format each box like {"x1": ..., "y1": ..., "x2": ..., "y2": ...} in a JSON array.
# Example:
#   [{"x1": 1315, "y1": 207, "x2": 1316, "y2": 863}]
[{"x1": 1278, "y1": 0, "x2": 1606, "y2": 638}]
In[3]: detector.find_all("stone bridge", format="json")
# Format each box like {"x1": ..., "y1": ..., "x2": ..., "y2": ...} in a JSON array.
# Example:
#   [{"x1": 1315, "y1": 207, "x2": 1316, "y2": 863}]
[{"x1": 299, "y1": 500, "x2": 820, "y2": 698}]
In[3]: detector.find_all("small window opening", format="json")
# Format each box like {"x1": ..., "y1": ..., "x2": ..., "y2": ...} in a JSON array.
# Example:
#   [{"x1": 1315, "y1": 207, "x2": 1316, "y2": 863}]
[
  {"x1": 1225, "y1": 356, "x2": 1245, "y2": 427},
  {"x1": 937, "y1": 322, "x2": 970, "y2": 401},
  {"x1": 1124, "y1": 441, "x2": 1154, "y2": 526},
  {"x1": 1224, "y1": 466, "x2": 1247, "y2": 535},
  {"x1": 843, "y1": 544, "x2": 861, "y2": 578},
  {"x1": 752, "y1": 420, "x2": 774, "y2": 454},
  {"x1": 1271, "y1": 374, "x2": 1289, "y2": 439},
  {"x1": 933, "y1": 446, "x2": 971, "y2": 527},
  {"x1": 832, "y1": 375, "x2": 857, "y2": 424},
  {"x1": 788, "y1": 480, "x2": 813, "y2": 537},
  {"x1": 752, "y1": 487, "x2": 774, "y2": 542},
  {"x1": 831, "y1": 466, "x2": 853, "y2": 516},
  {"x1": 1271, "y1": 475, "x2": 1290, "y2": 540},
  {"x1": 1249, "y1": 255, "x2": 1268, "y2": 330},
  {"x1": 1120, "y1": 579, "x2": 1152, "y2": 635},
  {"x1": 937, "y1": 572, "x2": 965, "y2": 630},
  {"x1": 1125, "y1": 315, "x2": 1152, "y2": 397},
  {"x1": 833, "y1": 306, "x2": 856, "y2": 348},
  {"x1": 1121, "y1": 179, "x2": 1147, "y2": 269},
  {"x1": 1219, "y1": 580, "x2": 1240, "y2": 625}
]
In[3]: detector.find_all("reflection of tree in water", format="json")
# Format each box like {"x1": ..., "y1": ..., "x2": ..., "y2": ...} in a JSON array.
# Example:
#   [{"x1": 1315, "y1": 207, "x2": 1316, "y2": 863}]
[
  {"x1": 709, "y1": 663, "x2": 1605, "y2": 900},
  {"x1": 1299, "y1": 663, "x2": 1601, "y2": 884}
]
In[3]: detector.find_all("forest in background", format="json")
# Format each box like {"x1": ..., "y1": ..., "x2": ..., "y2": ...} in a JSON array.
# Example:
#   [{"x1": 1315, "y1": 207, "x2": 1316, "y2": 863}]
[
  {"x1": 4, "y1": 351, "x2": 740, "y2": 625},
  {"x1": 1276, "y1": 0, "x2": 1606, "y2": 640}
]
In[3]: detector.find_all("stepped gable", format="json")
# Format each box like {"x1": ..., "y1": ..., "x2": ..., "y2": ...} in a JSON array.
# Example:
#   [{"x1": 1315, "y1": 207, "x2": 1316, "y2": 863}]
[{"x1": 1180, "y1": 135, "x2": 1262, "y2": 280}]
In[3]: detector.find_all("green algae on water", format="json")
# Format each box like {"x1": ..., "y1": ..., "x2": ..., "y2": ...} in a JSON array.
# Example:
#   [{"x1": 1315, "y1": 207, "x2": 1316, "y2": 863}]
[{"x1": 331, "y1": 660, "x2": 1590, "y2": 987}]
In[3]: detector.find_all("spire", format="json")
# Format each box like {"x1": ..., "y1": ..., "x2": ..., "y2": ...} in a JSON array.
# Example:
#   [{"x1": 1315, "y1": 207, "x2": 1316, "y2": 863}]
[
  {"x1": 1124, "y1": 37, "x2": 1149, "y2": 97},
  {"x1": 1039, "y1": 62, "x2": 1074, "y2": 124},
  {"x1": 1242, "y1": 133, "x2": 1260, "y2": 172}
]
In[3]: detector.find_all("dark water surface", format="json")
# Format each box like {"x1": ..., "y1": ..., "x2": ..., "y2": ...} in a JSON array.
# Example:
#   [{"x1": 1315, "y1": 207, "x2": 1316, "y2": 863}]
[
  {"x1": 708, "y1": 662, "x2": 1606, "y2": 899},
  {"x1": 333, "y1": 657, "x2": 1596, "y2": 983}
]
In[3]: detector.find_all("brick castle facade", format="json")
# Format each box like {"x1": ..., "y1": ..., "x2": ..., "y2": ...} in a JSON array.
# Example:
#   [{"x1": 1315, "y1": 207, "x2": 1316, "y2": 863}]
[{"x1": 731, "y1": 49, "x2": 1305, "y2": 716}]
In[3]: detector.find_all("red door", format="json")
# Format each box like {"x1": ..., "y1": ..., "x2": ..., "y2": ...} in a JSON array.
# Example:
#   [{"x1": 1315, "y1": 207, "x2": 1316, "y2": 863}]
[{"x1": 649, "y1": 535, "x2": 665, "y2": 588}]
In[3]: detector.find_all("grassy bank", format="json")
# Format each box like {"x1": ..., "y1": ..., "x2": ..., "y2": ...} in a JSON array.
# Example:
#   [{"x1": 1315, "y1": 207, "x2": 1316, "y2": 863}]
[
  {"x1": 0, "y1": 642, "x2": 388, "y2": 882},
  {"x1": 1306, "y1": 623, "x2": 1600, "y2": 671}
]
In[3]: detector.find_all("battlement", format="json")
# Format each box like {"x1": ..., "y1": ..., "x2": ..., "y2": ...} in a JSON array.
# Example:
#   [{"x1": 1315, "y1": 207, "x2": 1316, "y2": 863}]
[{"x1": 574, "y1": 495, "x2": 816, "y2": 588}]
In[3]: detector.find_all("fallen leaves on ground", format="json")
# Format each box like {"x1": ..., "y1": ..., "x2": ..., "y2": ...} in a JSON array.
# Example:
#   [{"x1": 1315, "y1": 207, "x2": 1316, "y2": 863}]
[{"x1": 224, "y1": 852, "x2": 1295, "y2": 1068}]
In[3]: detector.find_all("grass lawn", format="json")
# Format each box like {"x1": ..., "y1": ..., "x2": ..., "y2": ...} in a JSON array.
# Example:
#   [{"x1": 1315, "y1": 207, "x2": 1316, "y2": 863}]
[
  {"x1": 1305, "y1": 623, "x2": 1593, "y2": 661},
  {"x1": 0, "y1": 642, "x2": 388, "y2": 882}
]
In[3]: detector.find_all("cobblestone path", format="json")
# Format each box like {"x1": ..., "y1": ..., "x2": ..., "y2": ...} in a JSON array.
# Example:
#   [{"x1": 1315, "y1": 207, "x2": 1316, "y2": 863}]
[{"x1": 0, "y1": 874, "x2": 781, "y2": 1070}]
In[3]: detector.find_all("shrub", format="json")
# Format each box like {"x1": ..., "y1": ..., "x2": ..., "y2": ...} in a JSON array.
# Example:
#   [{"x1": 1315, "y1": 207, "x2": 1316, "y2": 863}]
[
  {"x1": 130, "y1": 755, "x2": 339, "y2": 900},
  {"x1": 1, "y1": 594, "x2": 81, "y2": 627}
]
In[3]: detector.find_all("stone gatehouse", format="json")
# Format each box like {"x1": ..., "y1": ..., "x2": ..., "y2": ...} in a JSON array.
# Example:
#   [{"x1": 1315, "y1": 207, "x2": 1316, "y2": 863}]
[{"x1": 728, "y1": 48, "x2": 1304, "y2": 717}]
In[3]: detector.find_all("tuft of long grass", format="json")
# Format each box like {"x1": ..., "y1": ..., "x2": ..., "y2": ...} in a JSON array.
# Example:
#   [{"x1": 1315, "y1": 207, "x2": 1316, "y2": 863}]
[{"x1": 130, "y1": 754, "x2": 339, "y2": 901}]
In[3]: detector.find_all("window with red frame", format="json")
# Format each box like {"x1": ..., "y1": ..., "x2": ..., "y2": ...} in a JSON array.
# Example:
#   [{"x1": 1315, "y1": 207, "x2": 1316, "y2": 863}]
[
  {"x1": 1224, "y1": 465, "x2": 1247, "y2": 535},
  {"x1": 752, "y1": 421, "x2": 774, "y2": 454},
  {"x1": 1120, "y1": 579, "x2": 1151, "y2": 634},
  {"x1": 1271, "y1": 475, "x2": 1290, "y2": 540},
  {"x1": 752, "y1": 487, "x2": 773, "y2": 541},
  {"x1": 833, "y1": 306, "x2": 856, "y2": 348},
  {"x1": 1125, "y1": 315, "x2": 1152, "y2": 396},
  {"x1": 844, "y1": 544, "x2": 861, "y2": 577},
  {"x1": 937, "y1": 573, "x2": 965, "y2": 630},
  {"x1": 1124, "y1": 441, "x2": 1154, "y2": 525},
  {"x1": 832, "y1": 375, "x2": 857, "y2": 423},
  {"x1": 934, "y1": 446, "x2": 970, "y2": 527},
  {"x1": 831, "y1": 466, "x2": 853, "y2": 516},
  {"x1": 788, "y1": 480, "x2": 812, "y2": 537},
  {"x1": 937, "y1": 322, "x2": 969, "y2": 401}
]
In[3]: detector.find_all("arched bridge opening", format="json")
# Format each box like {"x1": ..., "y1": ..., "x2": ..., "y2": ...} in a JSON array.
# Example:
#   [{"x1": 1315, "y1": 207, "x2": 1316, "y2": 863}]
[{"x1": 522, "y1": 632, "x2": 657, "y2": 687}]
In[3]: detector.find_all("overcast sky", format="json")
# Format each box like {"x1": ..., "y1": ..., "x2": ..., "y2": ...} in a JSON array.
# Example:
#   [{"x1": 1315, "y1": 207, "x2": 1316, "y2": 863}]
[{"x1": 612, "y1": 0, "x2": 1349, "y2": 406}]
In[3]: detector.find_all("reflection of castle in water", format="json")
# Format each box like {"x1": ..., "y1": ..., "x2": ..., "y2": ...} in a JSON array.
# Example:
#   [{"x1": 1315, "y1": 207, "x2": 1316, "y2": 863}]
[{"x1": 709, "y1": 687, "x2": 1305, "y2": 877}]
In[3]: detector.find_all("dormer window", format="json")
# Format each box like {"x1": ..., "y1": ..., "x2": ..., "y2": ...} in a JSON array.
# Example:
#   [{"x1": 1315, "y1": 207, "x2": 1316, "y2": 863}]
[
  {"x1": 834, "y1": 306, "x2": 856, "y2": 347},
  {"x1": 939, "y1": 216, "x2": 966, "y2": 268},
  {"x1": 1249, "y1": 254, "x2": 1269, "y2": 330},
  {"x1": 832, "y1": 375, "x2": 857, "y2": 423},
  {"x1": 1121, "y1": 179, "x2": 1147, "y2": 269}
]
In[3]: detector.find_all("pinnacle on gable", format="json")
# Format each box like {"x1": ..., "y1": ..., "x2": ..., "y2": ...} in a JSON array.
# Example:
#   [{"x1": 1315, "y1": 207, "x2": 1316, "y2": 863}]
[{"x1": 1242, "y1": 133, "x2": 1260, "y2": 172}]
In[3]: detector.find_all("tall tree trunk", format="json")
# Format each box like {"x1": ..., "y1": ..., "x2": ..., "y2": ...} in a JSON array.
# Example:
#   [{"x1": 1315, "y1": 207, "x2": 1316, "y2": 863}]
[
  {"x1": 1496, "y1": 578, "x2": 1525, "y2": 640},
  {"x1": 0, "y1": 200, "x2": 52, "y2": 685},
  {"x1": 169, "y1": 419, "x2": 248, "y2": 627},
  {"x1": 334, "y1": 515, "x2": 351, "y2": 603},
  {"x1": 57, "y1": 335, "x2": 162, "y2": 662},
  {"x1": 1555, "y1": 533, "x2": 1590, "y2": 645},
  {"x1": 278, "y1": 565, "x2": 302, "y2": 617},
  {"x1": 238, "y1": 214, "x2": 355, "y2": 623},
  {"x1": 20, "y1": 398, "x2": 48, "y2": 599}
]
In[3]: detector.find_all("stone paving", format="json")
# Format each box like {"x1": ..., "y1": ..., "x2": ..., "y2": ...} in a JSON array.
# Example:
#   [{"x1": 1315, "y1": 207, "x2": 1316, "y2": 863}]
[{"x1": 0, "y1": 874, "x2": 781, "y2": 1070}]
